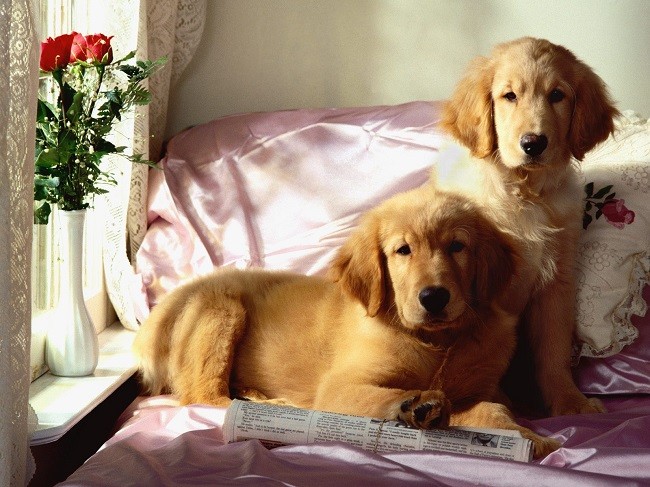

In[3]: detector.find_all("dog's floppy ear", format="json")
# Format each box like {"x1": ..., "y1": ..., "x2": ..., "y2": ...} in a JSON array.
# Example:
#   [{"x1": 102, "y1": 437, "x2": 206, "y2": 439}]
[
  {"x1": 568, "y1": 61, "x2": 619, "y2": 161},
  {"x1": 473, "y1": 218, "x2": 518, "y2": 305},
  {"x1": 328, "y1": 215, "x2": 385, "y2": 317},
  {"x1": 440, "y1": 56, "x2": 496, "y2": 159}
]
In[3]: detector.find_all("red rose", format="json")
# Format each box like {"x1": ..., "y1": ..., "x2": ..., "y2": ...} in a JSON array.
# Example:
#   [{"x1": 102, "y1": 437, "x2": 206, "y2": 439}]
[
  {"x1": 40, "y1": 32, "x2": 77, "y2": 71},
  {"x1": 70, "y1": 33, "x2": 114, "y2": 64},
  {"x1": 601, "y1": 199, "x2": 635, "y2": 229}
]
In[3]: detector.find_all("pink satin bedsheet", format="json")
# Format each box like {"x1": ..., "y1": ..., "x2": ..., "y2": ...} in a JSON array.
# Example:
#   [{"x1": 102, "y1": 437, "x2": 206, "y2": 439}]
[{"x1": 60, "y1": 396, "x2": 650, "y2": 486}]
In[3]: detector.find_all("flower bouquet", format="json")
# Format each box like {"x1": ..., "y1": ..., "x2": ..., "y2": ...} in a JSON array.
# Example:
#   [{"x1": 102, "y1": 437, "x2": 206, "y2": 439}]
[
  {"x1": 34, "y1": 32, "x2": 166, "y2": 224},
  {"x1": 35, "y1": 32, "x2": 165, "y2": 376}
]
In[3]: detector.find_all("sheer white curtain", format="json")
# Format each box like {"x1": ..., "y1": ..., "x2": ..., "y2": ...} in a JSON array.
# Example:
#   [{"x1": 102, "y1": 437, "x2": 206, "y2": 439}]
[
  {"x1": 99, "y1": 0, "x2": 206, "y2": 329},
  {"x1": 0, "y1": 1, "x2": 39, "y2": 485},
  {"x1": 0, "y1": 1, "x2": 204, "y2": 484}
]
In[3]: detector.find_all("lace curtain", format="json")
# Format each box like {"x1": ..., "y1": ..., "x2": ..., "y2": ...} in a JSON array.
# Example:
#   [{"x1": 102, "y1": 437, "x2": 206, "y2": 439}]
[
  {"x1": 0, "y1": 1, "x2": 39, "y2": 485},
  {"x1": 0, "y1": 1, "x2": 205, "y2": 484},
  {"x1": 100, "y1": 0, "x2": 206, "y2": 330}
]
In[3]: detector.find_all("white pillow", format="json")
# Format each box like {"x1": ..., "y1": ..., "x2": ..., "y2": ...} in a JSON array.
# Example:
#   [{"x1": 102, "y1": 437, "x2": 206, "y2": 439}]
[{"x1": 574, "y1": 111, "x2": 650, "y2": 358}]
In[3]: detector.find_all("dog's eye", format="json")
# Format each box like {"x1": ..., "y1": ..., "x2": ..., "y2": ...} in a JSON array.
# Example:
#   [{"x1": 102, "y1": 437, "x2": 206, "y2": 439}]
[
  {"x1": 396, "y1": 244, "x2": 411, "y2": 256},
  {"x1": 549, "y1": 89, "x2": 565, "y2": 103},
  {"x1": 504, "y1": 92, "x2": 517, "y2": 102},
  {"x1": 448, "y1": 240, "x2": 465, "y2": 253}
]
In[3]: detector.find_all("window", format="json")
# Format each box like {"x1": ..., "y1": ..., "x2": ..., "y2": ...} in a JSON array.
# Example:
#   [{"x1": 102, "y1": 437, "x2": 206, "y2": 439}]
[{"x1": 31, "y1": 0, "x2": 117, "y2": 381}]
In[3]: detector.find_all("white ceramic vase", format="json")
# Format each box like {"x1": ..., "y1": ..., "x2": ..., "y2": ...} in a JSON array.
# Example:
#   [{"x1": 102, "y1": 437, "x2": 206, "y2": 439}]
[{"x1": 45, "y1": 209, "x2": 99, "y2": 377}]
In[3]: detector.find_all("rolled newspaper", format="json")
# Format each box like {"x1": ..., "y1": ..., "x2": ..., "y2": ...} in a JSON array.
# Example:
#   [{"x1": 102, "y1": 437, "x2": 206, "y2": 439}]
[{"x1": 224, "y1": 399, "x2": 532, "y2": 462}]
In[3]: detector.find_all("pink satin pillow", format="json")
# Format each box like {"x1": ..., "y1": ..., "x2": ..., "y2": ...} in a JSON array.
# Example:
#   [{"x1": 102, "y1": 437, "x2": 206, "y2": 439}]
[{"x1": 134, "y1": 101, "x2": 447, "y2": 318}]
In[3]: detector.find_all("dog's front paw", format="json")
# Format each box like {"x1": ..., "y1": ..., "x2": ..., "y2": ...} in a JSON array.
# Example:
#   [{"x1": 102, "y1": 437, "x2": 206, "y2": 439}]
[
  {"x1": 398, "y1": 390, "x2": 450, "y2": 429},
  {"x1": 533, "y1": 435, "x2": 562, "y2": 459},
  {"x1": 512, "y1": 425, "x2": 562, "y2": 459}
]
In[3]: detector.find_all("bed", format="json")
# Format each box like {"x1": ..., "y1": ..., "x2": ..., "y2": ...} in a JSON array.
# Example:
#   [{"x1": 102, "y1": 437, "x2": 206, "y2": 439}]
[{"x1": 61, "y1": 101, "x2": 650, "y2": 486}]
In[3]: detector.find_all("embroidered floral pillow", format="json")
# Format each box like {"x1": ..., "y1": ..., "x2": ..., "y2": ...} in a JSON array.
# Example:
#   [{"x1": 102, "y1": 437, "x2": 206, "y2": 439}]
[{"x1": 574, "y1": 111, "x2": 650, "y2": 359}]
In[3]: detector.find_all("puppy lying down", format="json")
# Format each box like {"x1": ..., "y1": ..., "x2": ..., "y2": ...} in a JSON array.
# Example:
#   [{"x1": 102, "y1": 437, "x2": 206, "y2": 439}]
[{"x1": 134, "y1": 186, "x2": 560, "y2": 458}]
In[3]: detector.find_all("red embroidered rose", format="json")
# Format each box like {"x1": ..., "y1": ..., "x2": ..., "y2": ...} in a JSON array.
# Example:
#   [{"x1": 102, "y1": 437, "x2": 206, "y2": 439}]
[
  {"x1": 601, "y1": 199, "x2": 635, "y2": 229},
  {"x1": 70, "y1": 33, "x2": 114, "y2": 64},
  {"x1": 39, "y1": 32, "x2": 77, "y2": 71}
]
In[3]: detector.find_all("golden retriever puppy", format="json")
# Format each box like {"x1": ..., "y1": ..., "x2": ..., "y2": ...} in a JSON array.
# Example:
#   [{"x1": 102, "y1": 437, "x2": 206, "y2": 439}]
[
  {"x1": 433, "y1": 37, "x2": 619, "y2": 416},
  {"x1": 134, "y1": 187, "x2": 559, "y2": 458}
]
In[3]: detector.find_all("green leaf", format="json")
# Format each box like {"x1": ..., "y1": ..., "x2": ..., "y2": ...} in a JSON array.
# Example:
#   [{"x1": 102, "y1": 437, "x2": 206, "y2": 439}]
[
  {"x1": 34, "y1": 201, "x2": 52, "y2": 225},
  {"x1": 592, "y1": 185, "x2": 614, "y2": 199},
  {"x1": 105, "y1": 89, "x2": 122, "y2": 105},
  {"x1": 34, "y1": 184, "x2": 48, "y2": 201},
  {"x1": 60, "y1": 81, "x2": 77, "y2": 114},
  {"x1": 101, "y1": 89, "x2": 123, "y2": 121},
  {"x1": 131, "y1": 85, "x2": 152, "y2": 105},
  {"x1": 34, "y1": 176, "x2": 60, "y2": 188},
  {"x1": 35, "y1": 147, "x2": 60, "y2": 167},
  {"x1": 127, "y1": 56, "x2": 167, "y2": 83},
  {"x1": 36, "y1": 125, "x2": 57, "y2": 148},
  {"x1": 95, "y1": 138, "x2": 118, "y2": 154},
  {"x1": 36, "y1": 98, "x2": 57, "y2": 123},
  {"x1": 109, "y1": 100, "x2": 122, "y2": 120},
  {"x1": 584, "y1": 182, "x2": 594, "y2": 198},
  {"x1": 51, "y1": 68, "x2": 63, "y2": 86},
  {"x1": 118, "y1": 64, "x2": 140, "y2": 79},
  {"x1": 582, "y1": 212, "x2": 593, "y2": 230},
  {"x1": 114, "y1": 50, "x2": 137, "y2": 64},
  {"x1": 66, "y1": 92, "x2": 85, "y2": 123},
  {"x1": 55, "y1": 130, "x2": 78, "y2": 163},
  {"x1": 129, "y1": 152, "x2": 160, "y2": 168}
]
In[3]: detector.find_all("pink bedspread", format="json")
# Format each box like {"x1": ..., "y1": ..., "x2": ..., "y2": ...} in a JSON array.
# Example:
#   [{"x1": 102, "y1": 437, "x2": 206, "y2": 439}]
[{"x1": 59, "y1": 396, "x2": 650, "y2": 486}]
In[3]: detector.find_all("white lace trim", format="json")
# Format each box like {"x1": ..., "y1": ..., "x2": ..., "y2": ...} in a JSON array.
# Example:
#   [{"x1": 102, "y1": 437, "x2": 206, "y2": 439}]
[{"x1": 575, "y1": 253, "x2": 649, "y2": 359}]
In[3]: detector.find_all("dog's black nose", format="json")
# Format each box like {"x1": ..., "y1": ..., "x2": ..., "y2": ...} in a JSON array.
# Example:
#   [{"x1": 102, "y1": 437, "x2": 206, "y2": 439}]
[
  {"x1": 520, "y1": 133, "x2": 548, "y2": 157},
  {"x1": 418, "y1": 287, "x2": 450, "y2": 315}
]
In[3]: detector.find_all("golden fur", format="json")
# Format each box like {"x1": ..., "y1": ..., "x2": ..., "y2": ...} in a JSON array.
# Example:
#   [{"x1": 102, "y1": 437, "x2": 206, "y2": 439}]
[
  {"x1": 134, "y1": 187, "x2": 559, "y2": 458},
  {"x1": 433, "y1": 37, "x2": 619, "y2": 416}
]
